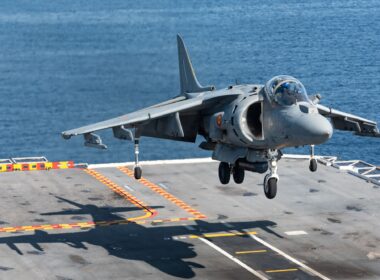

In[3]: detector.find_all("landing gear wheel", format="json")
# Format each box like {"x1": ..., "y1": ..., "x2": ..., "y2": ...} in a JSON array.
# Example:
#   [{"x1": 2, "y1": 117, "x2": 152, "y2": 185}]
[
  {"x1": 218, "y1": 162, "x2": 231, "y2": 184},
  {"x1": 264, "y1": 175, "x2": 277, "y2": 199},
  {"x1": 309, "y1": 158, "x2": 317, "y2": 172},
  {"x1": 232, "y1": 165, "x2": 245, "y2": 184},
  {"x1": 134, "y1": 166, "x2": 142, "y2": 180}
]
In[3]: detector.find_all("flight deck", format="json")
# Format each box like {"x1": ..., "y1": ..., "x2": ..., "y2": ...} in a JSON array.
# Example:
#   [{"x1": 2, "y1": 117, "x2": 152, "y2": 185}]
[{"x1": 0, "y1": 157, "x2": 379, "y2": 279}]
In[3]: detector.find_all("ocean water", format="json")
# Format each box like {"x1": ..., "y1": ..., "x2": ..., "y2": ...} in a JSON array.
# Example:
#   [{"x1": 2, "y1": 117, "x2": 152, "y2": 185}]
[{"x1": 0, "y1": 0, "x2": 379, "y2": 164}]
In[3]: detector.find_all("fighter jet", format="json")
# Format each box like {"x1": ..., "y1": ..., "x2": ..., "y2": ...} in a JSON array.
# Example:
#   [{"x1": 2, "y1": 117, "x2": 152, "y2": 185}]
[{"x1": 62, "y1": 35, "x2": 379, "y2": 199}]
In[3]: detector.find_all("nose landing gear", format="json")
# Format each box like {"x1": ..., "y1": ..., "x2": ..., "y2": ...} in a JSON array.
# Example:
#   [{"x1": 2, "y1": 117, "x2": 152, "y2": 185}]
[
  {"x1": 264, "y1": 174, "x2": 277, "y2": 199},
  {"x1": 263, "y1": 151, "x2": 279, "y2": 199}
]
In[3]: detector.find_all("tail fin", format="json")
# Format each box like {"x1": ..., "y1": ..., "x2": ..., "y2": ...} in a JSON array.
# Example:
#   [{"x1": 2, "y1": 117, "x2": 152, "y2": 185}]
[{"x1": 177, "y1": 35, "x2": 215, "y2": 95}]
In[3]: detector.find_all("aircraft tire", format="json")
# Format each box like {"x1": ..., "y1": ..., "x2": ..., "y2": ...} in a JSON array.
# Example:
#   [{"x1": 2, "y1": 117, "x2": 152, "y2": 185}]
[
  {"x1": 218, "y1": 162, "x2": 230, "y2": 184},
  {"x1": 233, "y1": 165, "x2": 245, "y2": 184},
  {"x1": 134, "y1": 166, "x2": 142, "y2": 180},
  {"x1": 309, "y1": 158, "x2": 317, "y2": 172},
  {"x1": 264, "y1": 176, "x2": 277, "y2": 199}
]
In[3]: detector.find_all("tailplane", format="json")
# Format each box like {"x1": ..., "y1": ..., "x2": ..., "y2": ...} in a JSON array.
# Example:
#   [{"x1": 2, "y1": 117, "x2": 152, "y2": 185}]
[{"x1": 177, "y1": 35, "x2": 215, "y2": 95}]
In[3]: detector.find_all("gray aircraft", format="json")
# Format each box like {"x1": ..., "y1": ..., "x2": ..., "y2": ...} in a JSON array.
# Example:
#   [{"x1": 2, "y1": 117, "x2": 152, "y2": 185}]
[{"x1": 62, "y1": 35, "x2": 379, "y2": 199}]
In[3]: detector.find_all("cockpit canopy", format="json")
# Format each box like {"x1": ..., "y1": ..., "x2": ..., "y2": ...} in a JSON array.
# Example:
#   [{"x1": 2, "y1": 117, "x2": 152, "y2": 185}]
[{"x1": 265, "y1": 75, "x2": 310, "y2": 106}]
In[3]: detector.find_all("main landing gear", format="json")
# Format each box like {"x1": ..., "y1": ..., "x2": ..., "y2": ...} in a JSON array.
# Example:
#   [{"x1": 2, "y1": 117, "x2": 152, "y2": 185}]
[
  {"x1": 217, "y1": 146, "x2": 318, "y2": 199},
  {"x1": 218, "y1": 162, "x2": 245, "y2": 185},
  {"x1": 218, "y1": 162, "x2": 230, "y2": 184},
  {"x1": 233, "y1": 164, "x2": 245, "y2": 184},
  {"x1": 309, "y1": 145, "x2": 317, "y2": 172},
  {"x1": 217, "y1": 150, "x2": 280, "y2": 199}
]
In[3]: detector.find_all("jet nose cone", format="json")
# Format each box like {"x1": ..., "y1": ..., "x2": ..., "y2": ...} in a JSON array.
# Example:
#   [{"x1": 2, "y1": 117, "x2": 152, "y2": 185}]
[{"x1": 309, "y1": 116, "x2": 333, "y2": 144}]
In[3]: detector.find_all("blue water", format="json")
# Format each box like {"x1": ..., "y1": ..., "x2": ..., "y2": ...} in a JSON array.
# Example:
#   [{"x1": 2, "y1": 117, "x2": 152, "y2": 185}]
[{"x1": 0, "y1": 0, "x2": 379, "y2": 164}]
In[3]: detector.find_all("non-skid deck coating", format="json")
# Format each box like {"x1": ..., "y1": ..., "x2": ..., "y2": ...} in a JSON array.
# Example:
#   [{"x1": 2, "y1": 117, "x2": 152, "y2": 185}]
[{"x1": 0, "y1": 158, "x2": 379, "y2": 279}]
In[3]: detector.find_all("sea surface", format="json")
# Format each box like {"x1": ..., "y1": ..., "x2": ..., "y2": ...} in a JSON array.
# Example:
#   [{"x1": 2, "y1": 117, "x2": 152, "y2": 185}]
[{"x1": 0, "y1": 0, "x2": 379, "y2": 165}]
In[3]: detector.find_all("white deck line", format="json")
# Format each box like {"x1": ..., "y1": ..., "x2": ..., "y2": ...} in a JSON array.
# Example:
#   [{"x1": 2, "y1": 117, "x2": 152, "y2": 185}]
[
  {"x1": 284, "y1": 230, "x2": 308, "y2": 236},
  {"x1": 198, "y1": 237, "x2": 268, "y2": 280},
  {"x1": 123, "y1": 185, "x2": 135, "y2": 192},
  {"x1": 157, "y1": 183, "x2": 169, "y2": 190},
  {"x1": 248, "y1": 233, "x2": 331, "y2": 280},
  {"x1": 87, "y1": 154, "x2": 330, "y2": 169}
]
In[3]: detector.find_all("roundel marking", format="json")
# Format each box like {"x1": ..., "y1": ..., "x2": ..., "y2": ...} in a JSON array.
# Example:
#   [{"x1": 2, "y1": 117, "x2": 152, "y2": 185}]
[{"x1": 216, "y1": 114, "x2": 223, "y2": 127}]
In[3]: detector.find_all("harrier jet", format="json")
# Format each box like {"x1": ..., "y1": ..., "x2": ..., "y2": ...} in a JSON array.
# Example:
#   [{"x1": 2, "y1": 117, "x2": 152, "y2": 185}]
[{"x1": 62, "y1": 35, "x2": 379, "y2": 199}]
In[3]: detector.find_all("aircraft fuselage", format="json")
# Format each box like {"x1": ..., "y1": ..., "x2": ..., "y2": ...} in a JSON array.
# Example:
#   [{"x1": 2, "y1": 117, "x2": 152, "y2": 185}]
[{"x1": 203, "y1": 83, "x2": 333, "y2": 152}]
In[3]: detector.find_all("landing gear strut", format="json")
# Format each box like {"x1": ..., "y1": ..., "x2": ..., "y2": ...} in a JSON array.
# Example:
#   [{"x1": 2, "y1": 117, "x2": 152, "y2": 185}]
[
  {"x1": 309, "y1": 145, "x2": 317, "y2": 172},
  {"x1": 263, "y1": 150, "x2": 279, "y2": 199},
  {"x1": 133, "y1": 138, "x2": 142, "y2": 179}
]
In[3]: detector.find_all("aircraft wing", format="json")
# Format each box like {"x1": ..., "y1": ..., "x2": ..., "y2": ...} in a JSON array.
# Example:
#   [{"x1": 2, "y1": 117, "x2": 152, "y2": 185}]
[
  {"x1": 63, "y1": 96, "x2": 202, "y2": 138},
  {"x1": 317, "y1": 104, "x2": 380, "y2": 137},
  {"x1": 62, "y1": 91, "x2": 240, "y2": 147}
]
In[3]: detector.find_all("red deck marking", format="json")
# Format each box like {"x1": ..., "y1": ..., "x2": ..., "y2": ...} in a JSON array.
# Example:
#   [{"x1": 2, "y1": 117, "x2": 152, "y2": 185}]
[{"x1": 0, "y1": 161, "x2": 75, "y2": 173}]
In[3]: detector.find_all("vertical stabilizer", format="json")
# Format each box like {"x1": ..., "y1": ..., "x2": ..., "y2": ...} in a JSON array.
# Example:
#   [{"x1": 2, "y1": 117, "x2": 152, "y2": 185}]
[{"x1": 177, "y1": 35, "x2": 215, "y2": 95}]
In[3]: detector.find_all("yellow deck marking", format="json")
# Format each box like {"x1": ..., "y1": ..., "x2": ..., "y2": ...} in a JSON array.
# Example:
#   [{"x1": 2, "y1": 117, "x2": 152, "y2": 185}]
[
  {"x1": 0, "y1": 166, "x2": 204, "y2": 234},
  {"x1": 236, "y1": 250, "x2": 267, "y2": 254},
  {"x1": 0, "y1": 161, "x2": 74, "y2": 172},
  {"x1": 0, "y1": 168, "x2": 206, "y2": 234},
  {"x1": 265, "y1": 268, "x2": 298, "y2": 273},
  {"x1": 84, "y1": 169, "x2": 156, "y2": 222},
  {"x1": 0, "y1": 169, "x2": 154, "y2": 234},
  {"x1": 118, "y1": 166, "x2": 207, "y2": 219},
  {"x1": 0, "y1": 216, "x2": 205, "y2": 233},
  {"x1": 248, "y1": 233, "x2": 331, "y2": 279},
  {"x1": 188, "y1": 231, "x2": 257, "y2": 239}
]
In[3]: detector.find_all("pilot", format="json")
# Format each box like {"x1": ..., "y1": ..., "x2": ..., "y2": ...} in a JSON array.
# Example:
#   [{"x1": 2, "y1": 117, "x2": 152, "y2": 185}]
[
  {"x1": 275, "y1": 82, "x2": 295, "y2": 105},
  {"x1": 275, "y1": 82, "x2": 290, "y2": 96}
]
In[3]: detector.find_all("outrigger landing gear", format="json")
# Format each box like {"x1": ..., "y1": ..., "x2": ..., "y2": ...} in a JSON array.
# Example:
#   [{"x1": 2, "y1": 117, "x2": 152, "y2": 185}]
[
  {"x1": 309, "y1": 145, "x2": 317, "y2": 172},
  {"x1": 133, "y1": 138, "x2": 142, "y2": 179},
  {"x1": 263, "y1": 150, "x2": 279, "y2": 199}
]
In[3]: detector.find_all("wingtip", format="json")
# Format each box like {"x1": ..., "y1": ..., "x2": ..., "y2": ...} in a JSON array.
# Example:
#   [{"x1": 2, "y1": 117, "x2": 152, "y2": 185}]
[{"x1": 61, "y1": 132, "x2": 72, "y2": 140}]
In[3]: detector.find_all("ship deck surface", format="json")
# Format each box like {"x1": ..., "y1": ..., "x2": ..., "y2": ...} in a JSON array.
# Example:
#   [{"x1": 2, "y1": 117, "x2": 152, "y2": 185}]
[{"x1": 0, "y1": 158, "x2": 379, "y2": 280}]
